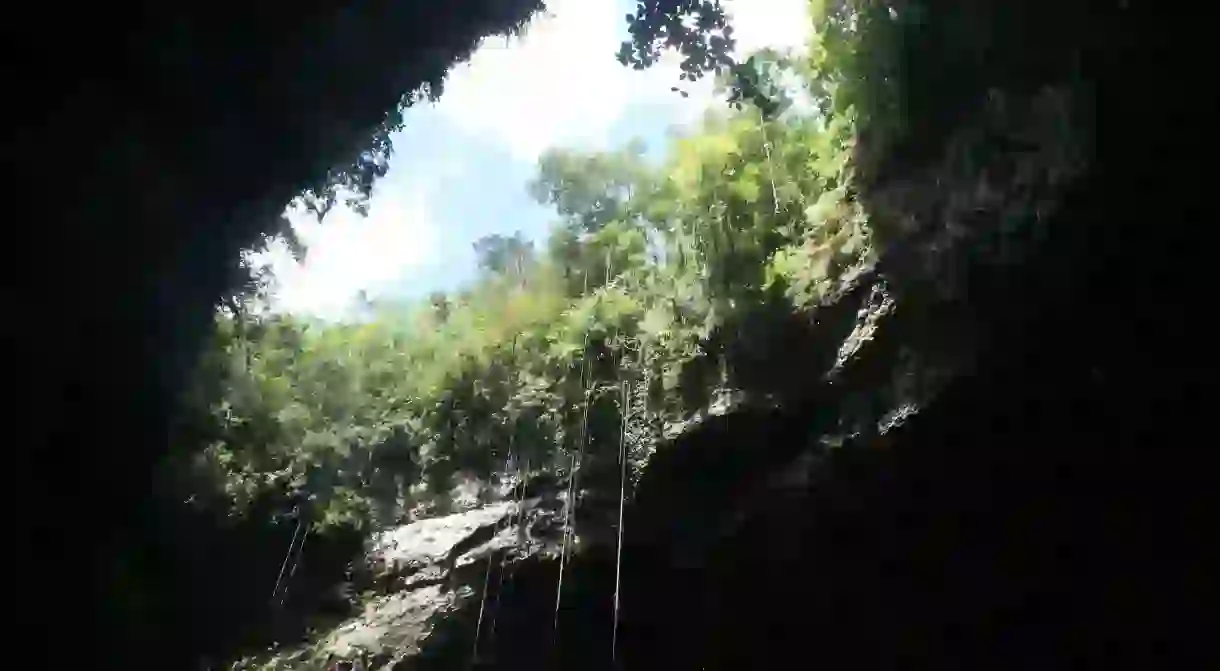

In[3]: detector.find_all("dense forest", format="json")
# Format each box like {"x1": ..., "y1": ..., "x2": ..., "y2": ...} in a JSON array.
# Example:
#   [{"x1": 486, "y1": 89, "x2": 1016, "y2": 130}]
[
  {"x1": 157, "y1": 7, "x2": 896, "y2": 661},
  {"x1": 171, "y1": 23, "x2": 872, "y2": 532},
  {"x1": 173, "y1": 0, "x2": 1092, "y2": 531},
  {"x1": 172, "y1": 0, "x2": 888, "y2": 519}
]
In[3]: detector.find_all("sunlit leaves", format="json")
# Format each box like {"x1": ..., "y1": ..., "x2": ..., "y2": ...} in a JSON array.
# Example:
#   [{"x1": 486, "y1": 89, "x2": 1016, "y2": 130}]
[
  {"x1": 619, "y1": 1, "x2": 736, "y2": 80},
  {"x1": 182, "y1": 17, "x2": 885, "y2": 532},
  {"x1": 640, "y1": 305, "x2": 675, "y2": 341}
]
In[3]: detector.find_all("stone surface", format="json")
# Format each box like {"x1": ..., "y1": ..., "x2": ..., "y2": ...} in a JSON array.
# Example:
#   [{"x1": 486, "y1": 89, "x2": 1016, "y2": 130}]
[
  {"x1": 372, "y1": 502, "x2": 515, "y2": 570},
  {"x1": 245, "y1": 481, "x2": 570, "y2": 670}
]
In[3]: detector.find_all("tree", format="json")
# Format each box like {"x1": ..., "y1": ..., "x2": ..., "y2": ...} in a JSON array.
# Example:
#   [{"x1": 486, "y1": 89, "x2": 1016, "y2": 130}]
[
  {"x1": 619, "y1": 0, "x2": 737, "y2": 83},
  {"x1": 473, "y1": 232, "x2": 535, "y2": 278},
  {"x1": 180, "y1": 13, "x2": 883, "y2": 542},
  {"x1": 529, "y1": 142, "x2": 650, "y2": 234}
]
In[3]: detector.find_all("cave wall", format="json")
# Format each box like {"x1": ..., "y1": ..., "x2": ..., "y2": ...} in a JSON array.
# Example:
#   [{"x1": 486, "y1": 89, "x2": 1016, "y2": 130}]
[
  {"x1": 14, "y1": 1, "x2": 543, "y2": 665},
  {"x1": 414, "y1": 166, "x2": 1209, "y2": 668}
]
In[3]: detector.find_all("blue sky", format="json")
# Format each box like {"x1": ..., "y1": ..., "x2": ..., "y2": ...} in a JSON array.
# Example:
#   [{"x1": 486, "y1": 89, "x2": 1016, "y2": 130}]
[{"x1": 256, "y1": 0, "x2": 811, "y2": 318}]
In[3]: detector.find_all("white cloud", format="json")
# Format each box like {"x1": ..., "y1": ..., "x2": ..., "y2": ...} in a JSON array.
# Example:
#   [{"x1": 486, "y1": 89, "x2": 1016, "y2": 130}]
[
  {"x1": 436, "y1": 0, "x2": 687, "y2": 162},
  {"x1": 437, "y1": 0, "x2": 811, "y2": 163},
  {"x1": 255, "y1": 180, "x2": 440, "y2": 319},
  {"x1": 261, "y1": 0, "x2": 811, "y2": 318},
  {"x1": 723, "y1": 0, "x2": 812, "y2": 56}
]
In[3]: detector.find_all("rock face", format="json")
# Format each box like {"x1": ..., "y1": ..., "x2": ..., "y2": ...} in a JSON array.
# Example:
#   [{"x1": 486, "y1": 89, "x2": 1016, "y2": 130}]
[
  {"x1": 245, "y1": 486, "x2": 569, "y2": 669},
  {"x1": 247, "y1": 233, "x2": 974, "y2": 671},
  {"x1": 244, "y1": 72, "x2": 1207, "y2": 669},
  {"x1": 247, "y1": 98, "x2": 1076, "y2": 667}
]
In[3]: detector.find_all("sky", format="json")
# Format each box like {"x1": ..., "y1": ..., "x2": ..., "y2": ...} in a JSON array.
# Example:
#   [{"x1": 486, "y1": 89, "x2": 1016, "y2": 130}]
[{"x1": 255, "y1": 0, "x2": 812, "y2": 319}]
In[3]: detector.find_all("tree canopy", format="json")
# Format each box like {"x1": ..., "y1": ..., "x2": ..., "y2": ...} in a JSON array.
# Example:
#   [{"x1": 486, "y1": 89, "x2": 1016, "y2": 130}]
[{"x1": 171, "y1": 27, "x2": 877, "y2": 536}]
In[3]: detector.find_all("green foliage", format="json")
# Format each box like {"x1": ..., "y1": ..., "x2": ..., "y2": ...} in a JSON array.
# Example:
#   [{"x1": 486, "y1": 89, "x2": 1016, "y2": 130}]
[
  {"x1": 619, "y1": 1, "x2": 736, "y2": 82},
  {"x1": 177, "y1": 15, "x2": 881, "y2": 532},
  {"x1": 473, "y1": 231, "x2": 536, "y2": 278}
]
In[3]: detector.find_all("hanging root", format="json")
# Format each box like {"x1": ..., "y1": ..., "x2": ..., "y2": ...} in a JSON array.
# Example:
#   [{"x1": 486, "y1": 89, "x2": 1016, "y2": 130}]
[
  {"x1": 759, "y1": 106, "x2": 781, "y2": 215},
  {"x1": 555, "y1": 272, "x2": 601, "y2": 633},
  {"x1": 269, "y1": 507, "x2": 305, "y2": 605},
  {"x1": 471, "y1": 449, "x2": 514, "y2": 669},
  {"x1": 488, "y1": 451, "x2": 522, "y2": 644},
  {"x1": 612, "y1": 358, "x2": 631, "y2": 662}
]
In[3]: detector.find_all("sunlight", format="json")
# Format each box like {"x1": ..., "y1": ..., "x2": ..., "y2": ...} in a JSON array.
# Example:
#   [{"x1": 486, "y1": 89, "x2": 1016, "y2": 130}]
[{"x1": 259, "y1": 0, "x2": 812, "y2": 319}]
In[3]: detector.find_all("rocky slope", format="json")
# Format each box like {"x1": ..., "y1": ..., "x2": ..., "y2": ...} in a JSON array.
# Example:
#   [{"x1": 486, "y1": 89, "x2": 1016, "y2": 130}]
[
  {"x1": 240, "y1": 224, "x2": 976, "y2": 670},
  {"x1": 239, "y1": 483, "x2": 570, "y2": 669}
]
